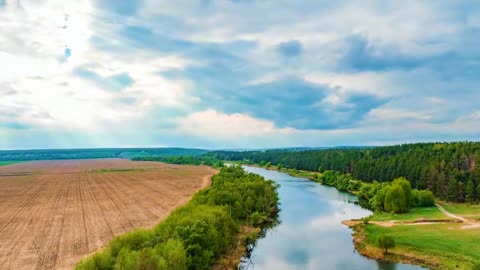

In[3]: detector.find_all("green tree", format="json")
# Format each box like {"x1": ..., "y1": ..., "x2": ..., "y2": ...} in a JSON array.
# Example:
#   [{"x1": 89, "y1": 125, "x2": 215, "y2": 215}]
[
  {"x1": 447, "y1": 178, "x2": 459, "y2": 202},
  {"x1": 436, "y1": 172, "x2": 446, "y2": 199},
  {"x1": 466, "y1": 179, "x2": 475, "y2": 203},
  {"x1": 384, "y1": 184, "x2": 407, "y2": 213},
  {"x1": 377, "y1": 235, "x2": 396, "y2": 254},
  {"x1": 392, "y1": 177, "x2": 412, "y2": 208},
  {"x1": 156, "y1": 239, "x2": 187, "y2": 270},
  {"x1": 114, "y1": 248, "x2": 138, "y2": 270},
  {"x1": 135, "y1": 249, "x2": 157, "y2": 270},
  {"x1": 369, "y1": 184, "x2": 390, "y2": 211},
  {"x1": 477, "y1": 183, "x2": 480, "y2": 203}
]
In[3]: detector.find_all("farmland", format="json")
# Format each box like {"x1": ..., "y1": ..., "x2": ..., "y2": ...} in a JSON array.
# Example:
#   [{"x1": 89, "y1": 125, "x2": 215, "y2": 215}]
[{"x1": 0, "y1": 159, "x2": 215, "y2": 270}]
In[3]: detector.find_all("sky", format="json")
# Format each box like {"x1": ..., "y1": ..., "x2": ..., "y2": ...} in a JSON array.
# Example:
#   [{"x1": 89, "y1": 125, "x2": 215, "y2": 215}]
[{"x1": 0, "y1": 0, "x2": 479, "y2": 150}]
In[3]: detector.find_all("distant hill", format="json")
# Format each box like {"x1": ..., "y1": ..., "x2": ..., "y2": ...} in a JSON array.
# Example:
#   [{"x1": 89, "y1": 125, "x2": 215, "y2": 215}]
[{"x1": 0, "y1": 148, "x2": 208, "y2": 161}]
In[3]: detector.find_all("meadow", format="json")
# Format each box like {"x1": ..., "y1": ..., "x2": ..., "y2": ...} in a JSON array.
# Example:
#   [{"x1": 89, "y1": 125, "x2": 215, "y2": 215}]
[
  {"x1": 363, "y1": 223, "x2": 480, "y2": 269},
  {"x1": 440, "y1": 203, "x2": 480, "y2": 220},
  {"x1": 369, "y1": 206, "x2": 452, "y2": 221}
]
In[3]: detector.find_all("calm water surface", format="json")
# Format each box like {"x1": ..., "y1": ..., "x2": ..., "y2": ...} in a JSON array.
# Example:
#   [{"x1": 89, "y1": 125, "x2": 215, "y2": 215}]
[{"x1": 241, "y1": 166, "x2": 426, "y2": 270}]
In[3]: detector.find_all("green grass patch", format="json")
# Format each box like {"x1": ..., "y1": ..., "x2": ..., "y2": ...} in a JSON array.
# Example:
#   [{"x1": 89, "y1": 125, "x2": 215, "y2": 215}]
[
  {"x1": 440, "y1": 203, "x2": 480, "y2": 220},
  {"x1": 370, "y1": 207, "x2": 450, "y2": 221},
  {"x1": 364, "y1": 223, "x2": 480, "y2": 269},
  {"x1": 0, "y1": 161, "x2": 23, "y2": 166}
]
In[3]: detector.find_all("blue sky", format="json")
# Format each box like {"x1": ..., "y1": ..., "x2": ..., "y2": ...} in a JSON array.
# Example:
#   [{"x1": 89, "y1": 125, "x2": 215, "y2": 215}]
[{"x1": 0, "y1": 0, "x2": 479, "y2": 149}]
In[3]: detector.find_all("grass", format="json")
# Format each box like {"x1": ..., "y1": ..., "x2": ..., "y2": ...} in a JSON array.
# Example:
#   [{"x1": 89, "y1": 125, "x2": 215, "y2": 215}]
[
  {"x1": 364, "y1": 223, "x2": 480, "y2": 270},
  {"x1": 0, "y1": 161, "x2": 23, "y2": 166},
  {"x1": 370, "y1": 207, "x2": 451, "y2": 221},
  {"x1": 439, "y1": 203, "x2": 480, "y2": 220}
]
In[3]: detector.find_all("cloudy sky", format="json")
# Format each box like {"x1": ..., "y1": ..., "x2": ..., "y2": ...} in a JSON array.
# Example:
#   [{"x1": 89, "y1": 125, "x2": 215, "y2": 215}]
[{"x1": 0, "y1": 0, "x2": 479, "y2": 149}]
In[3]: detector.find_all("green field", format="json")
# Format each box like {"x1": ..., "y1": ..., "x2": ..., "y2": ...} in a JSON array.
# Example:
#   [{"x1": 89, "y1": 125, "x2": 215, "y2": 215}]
[
  {"x1": 0, "y1": 161, "x2": 22, "y2": 166},
  {"x1": 440, "y1": 203, "x2": 480, "y2": 220},
  {"x1": 364, "y1": 223, "x2": 480, "y2": 269},
  {"x1": 369, "y1": 207, "x2": 451, "y2": 221}
]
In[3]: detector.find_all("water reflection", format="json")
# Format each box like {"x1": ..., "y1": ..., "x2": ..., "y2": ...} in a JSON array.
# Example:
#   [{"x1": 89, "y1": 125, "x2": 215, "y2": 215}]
[{"x1": 241, "y1": 166, "x2": 426, "y2": 270}]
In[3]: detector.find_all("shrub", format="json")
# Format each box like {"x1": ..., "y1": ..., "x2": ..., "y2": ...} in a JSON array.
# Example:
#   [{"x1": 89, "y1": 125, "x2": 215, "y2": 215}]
[{"x1": 418, "y1": 190, "x2": 435, "y2": 206}]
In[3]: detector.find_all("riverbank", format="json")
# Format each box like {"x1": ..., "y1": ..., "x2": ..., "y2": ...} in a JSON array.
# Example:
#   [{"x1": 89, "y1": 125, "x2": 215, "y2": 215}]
[
  {"x1": 213, "y1": 226, "x2": 261, "y2": 270},
  {"x1": 343, "y1": 205, "x2": 480, "y2": 270},
  {"x1": 249, "y1": 164, "x2": 480, "y2": 269},
  {"x1": 346, "y1": 222, "x2": 439, "y2": 269}
]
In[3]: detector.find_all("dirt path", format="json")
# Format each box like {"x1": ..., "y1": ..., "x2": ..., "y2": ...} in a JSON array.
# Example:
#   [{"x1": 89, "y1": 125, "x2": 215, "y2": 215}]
[
  {"x1": 435, "y1": 203, "x2": 470, "y2": 223},
  {"x1": 435, "y1": 203, "x2": 480, "y2": 229}
]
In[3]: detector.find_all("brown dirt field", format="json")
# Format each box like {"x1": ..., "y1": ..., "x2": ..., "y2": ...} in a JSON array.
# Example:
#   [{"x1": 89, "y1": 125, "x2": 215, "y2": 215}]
[{"x1": 0, "y1": 159, "x2": 216, "y2": 270}]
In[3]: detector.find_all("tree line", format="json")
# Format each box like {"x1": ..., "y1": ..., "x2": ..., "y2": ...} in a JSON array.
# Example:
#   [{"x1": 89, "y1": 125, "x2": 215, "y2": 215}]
[
  {"x1": 76, "y1": 166, "x2": 279, "y2": 270},
  {"x1": 206, "y1": 142, "x2": 480, "y2": 203},
  {"x1": 132, "y1": 156, "x2": 224, "y2": 167}
]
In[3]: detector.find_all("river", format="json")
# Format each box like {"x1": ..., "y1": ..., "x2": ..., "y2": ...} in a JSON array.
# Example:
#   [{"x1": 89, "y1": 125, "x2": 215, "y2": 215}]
[{"x1": 241, "y1": 166, "x2": 426, "y2": 270}]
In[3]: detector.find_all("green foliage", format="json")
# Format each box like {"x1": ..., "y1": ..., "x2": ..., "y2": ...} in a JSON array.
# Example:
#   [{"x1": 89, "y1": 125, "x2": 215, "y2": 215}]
[
  {"x1": 206, "y1": 142, "x2": 480, "y2": 202},
  {"x1": 417, "y1": 190, "x2": 435, "y2": 207},
  {"x1": 319, "y1": 170, "x2": 362, "y2": 193},
  {"x1": 132, "y1": 156, "x2": 223, "y2": 168},
  {"x1": 392, "y1": 177, "x2": 412, "y2": 208},
  {"x1": 276, "y1": 163, "x2": 283, "y2": 170},
  {"x1": 377, "y1": 235, "x2": 396, "y2": 254},
  {"x1": 384, "y1": 184, "x2": 407, "y2": 213},
  {"x1": 447, "y1": 178, "x2": 459, "y2": 202},
  {"x1": 75, "y1": 166, "x2": 279, "y2": 270},
  {"x1": 466, "y1": 179, "x2": 475, "y2": 203},
  {"x1": 114, "y1": 248, "x2": 138, "y2": 270},
  {"x1": 369, "y1": 183, "x2": 390, "y2": 211}
]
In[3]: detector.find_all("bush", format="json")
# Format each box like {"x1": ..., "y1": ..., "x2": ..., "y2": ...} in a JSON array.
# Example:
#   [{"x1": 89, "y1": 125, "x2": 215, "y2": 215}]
[{"x1": 418, "y1": 190, "x2": 435, "y2": 206}]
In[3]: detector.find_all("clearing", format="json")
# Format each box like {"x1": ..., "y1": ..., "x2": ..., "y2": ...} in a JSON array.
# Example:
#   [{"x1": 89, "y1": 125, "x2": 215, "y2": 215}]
[{"x1": 0, "y1": 159, "x2": 215, "y2": 270}]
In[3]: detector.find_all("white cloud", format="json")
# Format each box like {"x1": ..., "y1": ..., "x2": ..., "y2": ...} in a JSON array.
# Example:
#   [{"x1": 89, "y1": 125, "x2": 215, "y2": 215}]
[
  {"x1": 0, "y1": 0, "x2": 196, "y2": 134},
  {"x1": 177, "y1": 109, "x2": 294, "y2": 138}
]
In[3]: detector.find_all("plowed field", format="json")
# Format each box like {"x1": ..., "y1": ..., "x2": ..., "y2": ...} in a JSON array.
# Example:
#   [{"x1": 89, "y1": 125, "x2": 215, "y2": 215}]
[{"x1": 0, "y1": 159, "x2": 215, "y2": 270}]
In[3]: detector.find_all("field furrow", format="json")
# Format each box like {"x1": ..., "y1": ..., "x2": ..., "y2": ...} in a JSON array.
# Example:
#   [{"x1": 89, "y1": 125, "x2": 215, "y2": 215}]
[{"x1": 0, "y1": 159, "x2": 215, "y2": 270}]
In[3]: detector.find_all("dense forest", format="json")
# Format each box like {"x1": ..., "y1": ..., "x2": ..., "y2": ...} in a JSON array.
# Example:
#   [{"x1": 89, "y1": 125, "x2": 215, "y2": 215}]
[
  {"x1": 76, "y1": 166, "x2": 279, "y2": 270},
  {"x1": 206, "y1": 142, "x2": 480, "y2": 202}
]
